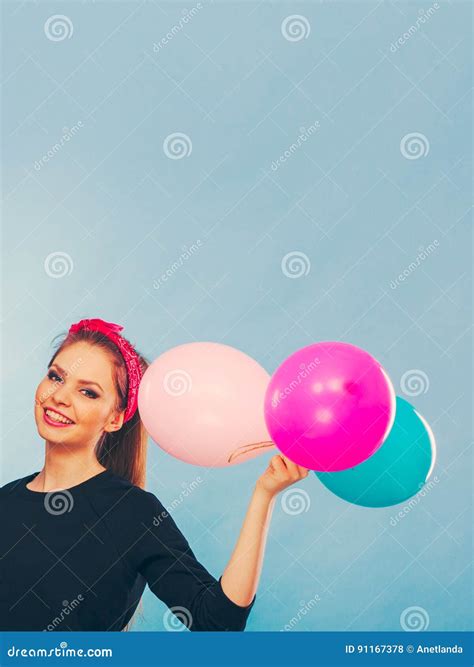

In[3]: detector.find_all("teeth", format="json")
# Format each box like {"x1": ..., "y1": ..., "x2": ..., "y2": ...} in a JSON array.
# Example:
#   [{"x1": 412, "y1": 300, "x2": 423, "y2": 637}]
[{"x1": 45, "y1": 409, "x2": 73, "y2": 424}]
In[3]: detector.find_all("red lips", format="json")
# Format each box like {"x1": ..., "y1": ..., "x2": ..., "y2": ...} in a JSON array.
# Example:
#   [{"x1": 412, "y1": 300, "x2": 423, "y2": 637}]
[{"x1": 43, "y1": 407, "x2": 75, "y2": 424}]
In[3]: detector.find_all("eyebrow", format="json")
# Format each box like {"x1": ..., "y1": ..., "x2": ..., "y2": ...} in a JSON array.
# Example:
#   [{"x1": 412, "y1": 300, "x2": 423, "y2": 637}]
[{"x1": 50, "y1": 364, "x2": 104, "y2": 392}]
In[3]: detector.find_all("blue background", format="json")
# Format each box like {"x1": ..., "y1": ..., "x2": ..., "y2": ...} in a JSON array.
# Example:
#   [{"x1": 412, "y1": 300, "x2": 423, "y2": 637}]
[{"x1": 1, "y1": 0, "x2": 471, "y2": 633}]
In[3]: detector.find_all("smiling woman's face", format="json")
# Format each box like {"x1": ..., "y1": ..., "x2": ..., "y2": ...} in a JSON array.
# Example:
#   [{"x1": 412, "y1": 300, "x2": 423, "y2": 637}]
[{"x1": 34, "y1": 341, "x2": 125, "y2": 447}]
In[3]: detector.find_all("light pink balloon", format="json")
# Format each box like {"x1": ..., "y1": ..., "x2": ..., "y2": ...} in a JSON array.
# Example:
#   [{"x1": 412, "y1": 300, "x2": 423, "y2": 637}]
[{"x1": 138, "y1": 342, "x2": 273, "y2": 467}]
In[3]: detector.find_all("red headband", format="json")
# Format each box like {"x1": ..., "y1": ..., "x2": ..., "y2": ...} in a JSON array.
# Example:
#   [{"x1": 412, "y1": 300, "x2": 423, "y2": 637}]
[{"x1": 68, "y1": 318, "x2": 142, "y2": 423}]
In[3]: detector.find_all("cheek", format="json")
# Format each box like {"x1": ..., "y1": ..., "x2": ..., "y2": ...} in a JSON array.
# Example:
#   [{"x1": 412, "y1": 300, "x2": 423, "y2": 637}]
[
  {"x1": 76, "y1": 399, "x2": 110, "y2": 425},
  {"x1": 35, "y1": 379, "x2": 51, "y2": 406},
  {"x1": 78, "y1": 401, "x2": 99, "y2": 421}
]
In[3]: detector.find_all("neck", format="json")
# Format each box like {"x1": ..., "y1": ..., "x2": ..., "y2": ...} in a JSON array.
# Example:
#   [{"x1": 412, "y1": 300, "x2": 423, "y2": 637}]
[{"x1": 33, "y1": 441, "x2": 107, "y2": 492}]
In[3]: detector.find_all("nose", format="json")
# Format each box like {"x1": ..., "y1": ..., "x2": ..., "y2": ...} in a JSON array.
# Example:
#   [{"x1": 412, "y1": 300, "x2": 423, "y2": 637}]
[{"x1": 51, "y1": 382, "x2": 72, "y2": 407}]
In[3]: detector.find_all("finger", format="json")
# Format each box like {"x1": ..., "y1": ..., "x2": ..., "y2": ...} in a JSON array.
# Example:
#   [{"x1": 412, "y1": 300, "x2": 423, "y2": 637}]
[
  {"x1": 281, "y1": 456, "x2": 310, "y2": 479},
  {"x1": 280, "y1": 455, "x2": 301, "y2": 478},
  {"x1": 270, "y1": 455, "x2": 287, "y2": 475},
  {"x1": 296, "y1": 465, "x2": 311, "y2": 477}
]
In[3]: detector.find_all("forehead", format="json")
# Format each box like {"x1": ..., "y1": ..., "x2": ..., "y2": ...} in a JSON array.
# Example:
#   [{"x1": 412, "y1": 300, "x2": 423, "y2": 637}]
[{"x1": 53, "y1": 342, "x2": 115, "y2": 384}]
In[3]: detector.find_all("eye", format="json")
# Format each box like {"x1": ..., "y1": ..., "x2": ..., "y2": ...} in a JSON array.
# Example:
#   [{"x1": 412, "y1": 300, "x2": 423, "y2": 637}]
[
  {"x1": 47, "y1": 370, "x2": 98, "y2": 399},
  {"x1": 81, "y1": 388, "x2": 98, "y2": 399}
]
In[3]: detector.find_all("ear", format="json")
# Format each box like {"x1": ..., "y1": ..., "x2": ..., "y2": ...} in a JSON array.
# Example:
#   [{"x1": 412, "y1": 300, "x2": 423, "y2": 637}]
[{"x1": 104, "y1": 410, "x2": 125, "y2": 433}]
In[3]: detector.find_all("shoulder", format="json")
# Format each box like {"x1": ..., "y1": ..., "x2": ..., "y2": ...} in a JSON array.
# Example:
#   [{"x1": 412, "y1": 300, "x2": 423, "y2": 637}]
[
  {"x1": 96, "y1": 472, "x2": 189, "y2": 546},
  {"x1": 99, "y1": 470, "x2": 164, "y2": 505},
  {"x1": 0, "y1": 472, "x2": 36, "y2": 497},
  {"x1": 88, "y1": 470, "x2": 168, "y2": 523},
  {"x1": 88, "y1": 471, "x2": 184, "y2": 554}
]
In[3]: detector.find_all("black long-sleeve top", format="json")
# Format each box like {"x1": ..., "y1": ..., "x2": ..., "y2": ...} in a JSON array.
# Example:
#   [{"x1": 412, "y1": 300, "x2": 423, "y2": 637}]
[{"x1": 0, "y1": 469, "x2": 256, "y2": 631}]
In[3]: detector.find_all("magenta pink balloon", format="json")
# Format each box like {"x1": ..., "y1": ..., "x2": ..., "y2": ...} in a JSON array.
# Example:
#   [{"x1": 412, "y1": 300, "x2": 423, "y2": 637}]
[
  {"x1": 138, "y1": 342, "x2": 273, "y2": 467},
  {"x1": 264, "y1": 342, "x2": 396, "y2": 472}
]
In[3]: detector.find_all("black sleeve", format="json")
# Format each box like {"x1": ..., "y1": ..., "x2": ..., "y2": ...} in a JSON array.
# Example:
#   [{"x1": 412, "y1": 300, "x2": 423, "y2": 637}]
[{"x1": 130, "y1": 490, "x2": 256, "y2": 631}]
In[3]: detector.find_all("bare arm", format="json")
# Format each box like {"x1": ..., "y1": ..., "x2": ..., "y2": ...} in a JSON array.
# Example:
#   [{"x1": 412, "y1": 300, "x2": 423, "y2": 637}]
[{"x1": 220, "y1": 453, "x2": 309, "y2": 607}]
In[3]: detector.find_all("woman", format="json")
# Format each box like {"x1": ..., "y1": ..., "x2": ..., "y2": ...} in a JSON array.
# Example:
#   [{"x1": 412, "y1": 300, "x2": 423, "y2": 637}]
[{"x1": 0, "y1": 318, "x2": 309, "y2": 632}]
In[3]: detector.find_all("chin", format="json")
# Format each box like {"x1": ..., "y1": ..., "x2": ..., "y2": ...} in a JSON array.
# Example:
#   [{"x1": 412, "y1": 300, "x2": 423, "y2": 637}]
[{"x1": 36, "y1": 423, "x2": 66, "y2": 441}]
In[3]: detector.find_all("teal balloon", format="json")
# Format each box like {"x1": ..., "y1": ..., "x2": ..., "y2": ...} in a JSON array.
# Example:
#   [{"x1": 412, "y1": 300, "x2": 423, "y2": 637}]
[{"x1": 315, "y1": 396, "x2": 436, "y2": 508}]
